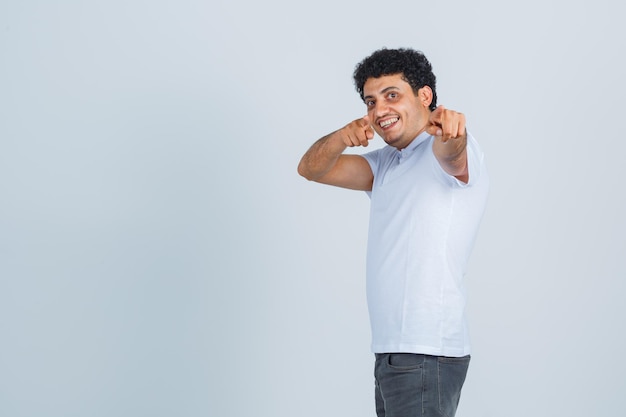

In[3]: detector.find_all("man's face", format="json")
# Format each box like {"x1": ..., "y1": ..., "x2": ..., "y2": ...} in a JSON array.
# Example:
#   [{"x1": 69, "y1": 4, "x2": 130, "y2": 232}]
[{"x1": 363, "y1": 73, "x2": 431, "y2": 150}]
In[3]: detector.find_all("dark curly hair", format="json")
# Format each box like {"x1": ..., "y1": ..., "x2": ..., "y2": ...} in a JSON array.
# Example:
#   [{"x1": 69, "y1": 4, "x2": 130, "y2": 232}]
[{"x1": 353, "y1": 48, "x2": 437, "y2": 111}]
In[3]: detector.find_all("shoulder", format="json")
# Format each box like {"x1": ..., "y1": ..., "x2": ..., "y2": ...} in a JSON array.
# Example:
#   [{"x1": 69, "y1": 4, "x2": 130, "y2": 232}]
[{"x1": 362, "y1": 145, "x2": 395, "y2": 169}]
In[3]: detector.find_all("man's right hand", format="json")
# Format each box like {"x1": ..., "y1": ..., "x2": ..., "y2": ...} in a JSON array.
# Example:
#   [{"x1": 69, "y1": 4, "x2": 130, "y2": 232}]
[{"x1": 338, "y1": 116, "x2": 375, "y2": 147}]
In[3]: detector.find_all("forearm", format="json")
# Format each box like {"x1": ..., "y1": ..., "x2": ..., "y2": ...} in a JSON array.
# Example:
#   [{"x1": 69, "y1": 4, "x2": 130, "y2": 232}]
[
  {"x1": 433, "y1": 134, "x2": 468, "y2": 180},
  {"x1": 298, "y1": 131, "x2": 347, "y2": 181}
]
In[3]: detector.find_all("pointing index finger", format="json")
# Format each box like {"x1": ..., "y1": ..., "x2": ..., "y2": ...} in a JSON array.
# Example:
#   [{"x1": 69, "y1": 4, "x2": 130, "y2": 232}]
[
  {"x1": 427, "y1": 106, "x2": 445, "y2": 137},
  {"x1": 361, "y1": 115, "x2": 374, "y2": 139}
]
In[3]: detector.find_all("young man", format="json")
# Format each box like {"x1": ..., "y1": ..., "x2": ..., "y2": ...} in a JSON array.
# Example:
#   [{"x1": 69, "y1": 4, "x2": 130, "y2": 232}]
[{"x1": 298, "y1": 48, "x2": 489, "y2": 417}]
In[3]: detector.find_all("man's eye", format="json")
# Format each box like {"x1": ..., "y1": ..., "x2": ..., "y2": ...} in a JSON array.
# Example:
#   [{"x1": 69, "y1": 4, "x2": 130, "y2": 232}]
[
  {"x1": 388, "y1": 93, "x2": 398, "y2": 99},
  {"x1": 366, "y1": 100, "x2": 375, "y2": 107}
]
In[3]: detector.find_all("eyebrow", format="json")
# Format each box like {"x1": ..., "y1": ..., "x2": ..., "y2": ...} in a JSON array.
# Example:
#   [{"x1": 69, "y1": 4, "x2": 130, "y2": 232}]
[{"x1": 363, "y1": 86, "x2": 400, "y2": 101}]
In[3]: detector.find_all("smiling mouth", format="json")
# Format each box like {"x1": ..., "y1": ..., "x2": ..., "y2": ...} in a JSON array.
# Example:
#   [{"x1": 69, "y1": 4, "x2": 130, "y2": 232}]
[{"x1": 379, "y1": 117, "x2": 399, "y2": 129}]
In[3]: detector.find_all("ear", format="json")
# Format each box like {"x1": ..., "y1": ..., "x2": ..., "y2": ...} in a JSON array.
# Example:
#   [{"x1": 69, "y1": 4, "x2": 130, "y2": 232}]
[{"x1": 417, "y1": 86, "x2": 433, "y2": 108}]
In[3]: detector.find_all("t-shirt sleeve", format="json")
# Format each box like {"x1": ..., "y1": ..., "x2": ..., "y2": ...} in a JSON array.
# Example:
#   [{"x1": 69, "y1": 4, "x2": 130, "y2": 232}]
[
  {"x1": 361, "y1": 149, "x2": 381, "y2": 198},
  {"x1": 361, "y1": 148, "x2": 381, "y2": 177}
]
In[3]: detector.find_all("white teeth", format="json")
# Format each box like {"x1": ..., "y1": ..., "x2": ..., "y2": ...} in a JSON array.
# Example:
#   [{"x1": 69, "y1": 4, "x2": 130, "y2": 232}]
[{"x1": 380, "y1": 118, "x2": 398, "y2": 127}]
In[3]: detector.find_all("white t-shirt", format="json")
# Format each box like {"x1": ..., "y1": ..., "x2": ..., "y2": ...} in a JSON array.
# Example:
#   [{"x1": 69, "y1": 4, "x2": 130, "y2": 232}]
[{"x1": 362, "y1": 131, "x2": 489, "y2": 357}]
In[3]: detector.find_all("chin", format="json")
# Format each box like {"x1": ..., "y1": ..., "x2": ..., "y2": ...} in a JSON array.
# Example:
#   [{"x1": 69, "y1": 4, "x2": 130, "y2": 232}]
[{"x1": 383, "y1": 135, "x2": 401, "y2": 147}]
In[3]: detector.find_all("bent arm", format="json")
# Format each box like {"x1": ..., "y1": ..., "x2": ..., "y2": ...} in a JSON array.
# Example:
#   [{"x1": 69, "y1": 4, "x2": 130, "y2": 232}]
[
  {"x1": 297, "y1": 119, "x2": 374, "y2": 191},
  {"x1": 426, "y1": 106, "x2": 469, "y2": 183}
]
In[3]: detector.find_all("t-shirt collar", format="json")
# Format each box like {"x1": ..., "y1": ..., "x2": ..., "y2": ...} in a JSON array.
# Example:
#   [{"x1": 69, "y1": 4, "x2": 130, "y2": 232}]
[{"x1": 397, "y1": 131, "x2": 431, "y2": 160}]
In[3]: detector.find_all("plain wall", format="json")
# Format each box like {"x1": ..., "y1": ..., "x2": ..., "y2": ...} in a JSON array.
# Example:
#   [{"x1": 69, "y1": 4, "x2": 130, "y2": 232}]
[{"x1": 1, "y1": 1, "x2": 624, "y2": 416}]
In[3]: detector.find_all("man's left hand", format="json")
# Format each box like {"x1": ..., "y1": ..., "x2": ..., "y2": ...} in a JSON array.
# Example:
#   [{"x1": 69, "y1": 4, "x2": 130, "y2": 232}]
[{"x1": 425, "y1": 105, "x2": 466, "y2": 142}]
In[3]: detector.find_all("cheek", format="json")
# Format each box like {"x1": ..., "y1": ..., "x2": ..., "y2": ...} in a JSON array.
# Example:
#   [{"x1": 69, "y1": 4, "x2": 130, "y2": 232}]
[{"x1": 367, "y1": 109, "x2": 377, "y2": 124}]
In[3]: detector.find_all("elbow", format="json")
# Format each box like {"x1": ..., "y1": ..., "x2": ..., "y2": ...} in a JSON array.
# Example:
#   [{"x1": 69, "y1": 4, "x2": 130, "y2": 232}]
[
  {"x1": 298, "y1": 166, "x2": 323, "y2": 183},
  {"x1": 297, "y1": 160, "x2": 314, "y2": 181}
]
